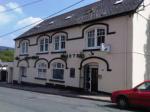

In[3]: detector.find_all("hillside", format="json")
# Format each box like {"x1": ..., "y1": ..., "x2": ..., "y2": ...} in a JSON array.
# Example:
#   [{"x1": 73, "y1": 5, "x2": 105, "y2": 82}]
[
  {"x1": 0, "y1": 49, "x2": 14, "y2": 62},
  {"x1": 0, "y1": 46, "x2": 14, "y2": 51}
]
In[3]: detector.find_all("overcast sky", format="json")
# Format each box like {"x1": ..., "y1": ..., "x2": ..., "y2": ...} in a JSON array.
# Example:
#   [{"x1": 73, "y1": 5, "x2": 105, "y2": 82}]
[{"x1": 0, "y1": 0, "x2": 97, "y2": 48}]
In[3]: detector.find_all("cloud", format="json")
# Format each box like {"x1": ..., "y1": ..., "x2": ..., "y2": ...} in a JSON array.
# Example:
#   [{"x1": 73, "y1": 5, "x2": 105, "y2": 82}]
[
  {"x1": 0, "y1": 5, "x2": 12, "y2": 25},
  {"x1": 0, "y1": 34, "x2": 15, "y2": 47},
  {"x1": 0, "y1": 16, "x2": 43, "y2": 47},
  {"x1": 6, "y1": 2, "x2": 23, "y2": 14},
  {"x1": 0, "y1": 5, "x2": 6, "y2": 12},
  {"x1": 0, "y1": 2, "x2": 23, "y2": 26},
  {"x1": 17, "y1": 16, "x2": 43, "y2": 30}
]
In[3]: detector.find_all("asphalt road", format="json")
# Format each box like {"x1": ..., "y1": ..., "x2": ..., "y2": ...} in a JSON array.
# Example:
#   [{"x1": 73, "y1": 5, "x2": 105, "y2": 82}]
[{"x1": 0, "y1": 87, "x2": 147, "y2": 112}]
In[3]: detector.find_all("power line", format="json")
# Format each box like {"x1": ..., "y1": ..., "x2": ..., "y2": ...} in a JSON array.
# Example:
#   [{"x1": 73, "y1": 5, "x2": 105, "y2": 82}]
[
  {"x1": 0, "y1": 0, "x2": 44, "y2": 14},
  {"x1": 0, "y1": 0, "x2": 86, "y2": 38}
]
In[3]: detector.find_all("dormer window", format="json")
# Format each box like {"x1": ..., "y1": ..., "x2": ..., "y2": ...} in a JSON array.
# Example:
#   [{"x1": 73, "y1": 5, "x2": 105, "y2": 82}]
[
  {"x1": 49, "y1": 21, "x2": 54, "y2": 25},
  {"x1": 114, "y1": 0, "x2": 123, "y2": 5},
  {"x1": 35, "y1": 25, "x2": 41, "y2": 29},
  {"x1": 53, "y1": 34, "x2": 66, "y2": 51},
  {"x1": 39, "y1": 38, "x2": 49, "y2": 53},
  {"x1": 21, "y1": 41, "x2": 28, "y2": 54},
  {"x1": 86, "y1": 27, "x2": 106, "y2": 49},
  {"x1": 65, "y1": 16, "x2": 72, "y2": 20}
]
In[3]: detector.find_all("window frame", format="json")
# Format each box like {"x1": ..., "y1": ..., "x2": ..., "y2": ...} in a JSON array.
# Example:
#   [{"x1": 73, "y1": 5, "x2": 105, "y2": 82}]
[
  {"x1": 52, "y1": 62, "x2": 65, "y2": 80},
  {"x1": 53, "y1": 34, "x2": 66, "y2": 51},
  {"x1": 39, "y1": 37, "x2": 49, "y2": 53},
  {"x1": 37, "y1": 62, "x2": 47, "y2": 78},
  {"x1": 86, "y1": 26, "x2": 106, "y2": 49},
  {"x1": 21, "y1": 41, "x2": 28, "y2": 55}
]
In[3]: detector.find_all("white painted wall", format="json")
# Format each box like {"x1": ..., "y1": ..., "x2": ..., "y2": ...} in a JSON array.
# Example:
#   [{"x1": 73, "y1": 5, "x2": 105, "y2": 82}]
[
  {"x1": 14, "y1": 15, "x2": 133, "y2": 93},
  {"x1": 132, "y1": 0, "x2": 150, "y2": 87}
]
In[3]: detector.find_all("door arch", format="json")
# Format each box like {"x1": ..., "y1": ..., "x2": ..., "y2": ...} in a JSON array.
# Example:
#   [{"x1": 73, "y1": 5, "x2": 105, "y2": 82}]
[{"x1": 79, "y1": 56, "x2": 112, "y2": 71}]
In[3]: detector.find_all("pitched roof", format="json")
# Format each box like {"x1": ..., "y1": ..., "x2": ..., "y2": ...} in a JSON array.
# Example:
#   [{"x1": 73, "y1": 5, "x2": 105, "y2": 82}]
[{"x1": 15, "y1": 0, "x2": 143, "y2": 40}]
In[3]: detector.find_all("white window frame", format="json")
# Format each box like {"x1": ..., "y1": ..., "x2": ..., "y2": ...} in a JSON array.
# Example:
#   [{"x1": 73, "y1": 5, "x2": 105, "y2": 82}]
[
  {"x1": 37, "y1": 63, "x2": 47, "y2": 78},
  {"x1": 86, "y1": 27, "x2": 106, "y2": 49},
  {"x1": 21, "y1": 41, "x2": 28, "y2": 54},
  {"x1": 39, "y1": 38, "x2": 49, "y2": 53},
  {"x1": 53, "y1": 34, "x2": 66, "y2": 51},
  {"x1": 52, "y1": 62, "x2": 64, "y2": 80}
]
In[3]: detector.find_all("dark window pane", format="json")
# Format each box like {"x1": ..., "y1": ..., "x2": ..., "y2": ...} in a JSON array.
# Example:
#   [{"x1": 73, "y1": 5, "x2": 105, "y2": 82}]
[
  {"x1": 45, "y1": 43, "x2": 48, "y2": 51},
  {"x1": 97, "y1": 29, "x2": 105, "y2": 46},
  {"x1": 57, "y1": 63, "x2": 61, "y2": 68},
  {"x1": 55, "y1": 43, "x2": 59, "y2": 50},
  {"x1": 97, "y1": 36, "x2": 101, "y2": 46},
  {"x1": 101, "y1": 36, "x2": 105, "y2": 43},
  {"x1": 70, "y1": 68, "x2": 75, "y2": 78},
  {"x1": 61, "y1": 42, "x2": 65, "y2": 49},
  {"x1": 45, "y1": 39, "x2": 48, "y2": 44},
  {"x1": 40, "y1": 44, "x2": 44, "y2": 52},
  {"x1": 53, "y1": 69, "x2": 64, "y2": 80},
  {"x1": 40, "y1": 39, "x2": 44, "y2": 44},
  {"x1": 88, "y1": 38, "x2": 94, "y2": 47},
  {"x1": 61, "y1": 36, "x2": 65, "y2": 41}
]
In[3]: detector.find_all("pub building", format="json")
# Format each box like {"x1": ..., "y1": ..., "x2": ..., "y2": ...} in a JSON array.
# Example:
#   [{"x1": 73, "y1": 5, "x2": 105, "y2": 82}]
[{"x1": 13, "y1": 0, "x2": 150, "y2": 93}]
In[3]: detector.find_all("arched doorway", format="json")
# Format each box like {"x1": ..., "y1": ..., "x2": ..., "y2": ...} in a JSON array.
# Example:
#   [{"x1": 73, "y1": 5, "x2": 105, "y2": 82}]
[
  {"x1": 84, "y1": 63, "x2": 98, "y2": 92},
  {"x1": 0, "y1": 70, "x2": 8, "y2": 82}
]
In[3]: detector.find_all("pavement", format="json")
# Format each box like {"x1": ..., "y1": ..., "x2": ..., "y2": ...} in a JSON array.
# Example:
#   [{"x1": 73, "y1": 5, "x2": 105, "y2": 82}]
[{"x1": 0, "y1": 82, "x2": 111, "y2": 102}]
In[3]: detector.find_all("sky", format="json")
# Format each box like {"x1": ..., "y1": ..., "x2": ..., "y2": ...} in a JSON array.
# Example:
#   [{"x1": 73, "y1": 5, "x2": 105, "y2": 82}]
[{"x1": 0, "y1": 0, "x2": 98, "y2": 48}]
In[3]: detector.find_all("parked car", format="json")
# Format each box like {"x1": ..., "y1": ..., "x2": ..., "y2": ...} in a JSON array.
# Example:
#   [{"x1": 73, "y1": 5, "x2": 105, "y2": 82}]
[{"x1": 111, "y1": 81, "x2": 150, "y2": 109}]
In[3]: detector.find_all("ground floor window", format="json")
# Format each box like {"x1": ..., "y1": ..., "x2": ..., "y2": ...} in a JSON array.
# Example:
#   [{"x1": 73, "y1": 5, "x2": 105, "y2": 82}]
[
  {"x1": 20, "y1": 66, "x2": 27, "y2": 77},
  {"x1": 37, "y1": 63, "x2": 47, "y2": 78},
  {"x1": 52, "y1": 62, "x2": 64, "y2": 80},
  {"x1": 70, "y1": 68, "x2": 75, "y2": 78}
]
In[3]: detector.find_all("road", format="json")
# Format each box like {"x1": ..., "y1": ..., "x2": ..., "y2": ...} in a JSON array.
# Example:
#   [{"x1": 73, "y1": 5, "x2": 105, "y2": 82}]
[{"x1": 0, "y1": 87, "x2": 146, "y2": 112}]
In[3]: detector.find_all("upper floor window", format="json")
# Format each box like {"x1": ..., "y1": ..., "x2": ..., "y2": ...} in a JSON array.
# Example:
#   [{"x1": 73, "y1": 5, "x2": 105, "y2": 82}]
[
  {"x1": 37, "y1": 62, "x2": 47, "y2": 78},
  {"x1": 39, "y1": 38, "x2": 49, "y2": 53},
  {"x1": 53, "y1": 34, "x2": 66, "y2": 51},
  {"x1": 86, "y1": 28, "x2": 106, "y2": 48},
  {"x1": 21, "y1": 41, "x2": 28, "y2": 54},
  {"x1": 52, "y1": 62, "x2": 64, "y2": 80}
]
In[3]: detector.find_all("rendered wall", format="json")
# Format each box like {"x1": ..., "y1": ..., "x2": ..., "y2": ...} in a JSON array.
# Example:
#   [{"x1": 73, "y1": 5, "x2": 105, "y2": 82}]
[
  {"x1": 132, "y1": 0, "x2": 150, "y2": 87},
  {"x1": 14, "y1": 15, "x2": 132, "y2": 93}
]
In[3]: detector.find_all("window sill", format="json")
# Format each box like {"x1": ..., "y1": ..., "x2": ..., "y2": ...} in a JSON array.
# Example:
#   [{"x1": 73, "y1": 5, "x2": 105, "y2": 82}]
[
  {"x1": 36, "y1": 52, "x2": 49, "y2": 55},
  {"x1": 83, "y1": 48, "x2": 100, "y2": 52},
  {"x1": 22, "y1": 75, "x2": 27, "y2": 77},
  {"x1": 19, "y1": 54, "x2": 29, "y2": 56},
  {"x1": 35, "y1": 77, "x2": 46, "y2": 80},
  {"x1": 49, "y1": 79, "x2": 65, "y2": 83},
  {"x1": 51, "y1": 51, "x2": 66, "y2": 54}
]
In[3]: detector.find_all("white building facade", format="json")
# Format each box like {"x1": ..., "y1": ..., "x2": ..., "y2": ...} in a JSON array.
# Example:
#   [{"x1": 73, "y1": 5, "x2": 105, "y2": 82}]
[{"x1": 13, "y1": 0, "x2": 150, "y2": 93}]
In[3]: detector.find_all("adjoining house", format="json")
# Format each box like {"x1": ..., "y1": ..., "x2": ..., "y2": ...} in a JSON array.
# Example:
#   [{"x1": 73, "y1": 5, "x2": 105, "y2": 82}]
[
  {"x1": 0, "y1": 60, "x2": 13, "y2": 83},
  {"x1": 13, "y1": 0, "x2": 150, "y2": 93}
]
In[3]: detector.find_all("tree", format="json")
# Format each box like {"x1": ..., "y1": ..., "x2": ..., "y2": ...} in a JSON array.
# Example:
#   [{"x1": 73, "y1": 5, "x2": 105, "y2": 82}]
[{"x1": 0, "y1": 50, "x2": 14, "y2": 62}]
